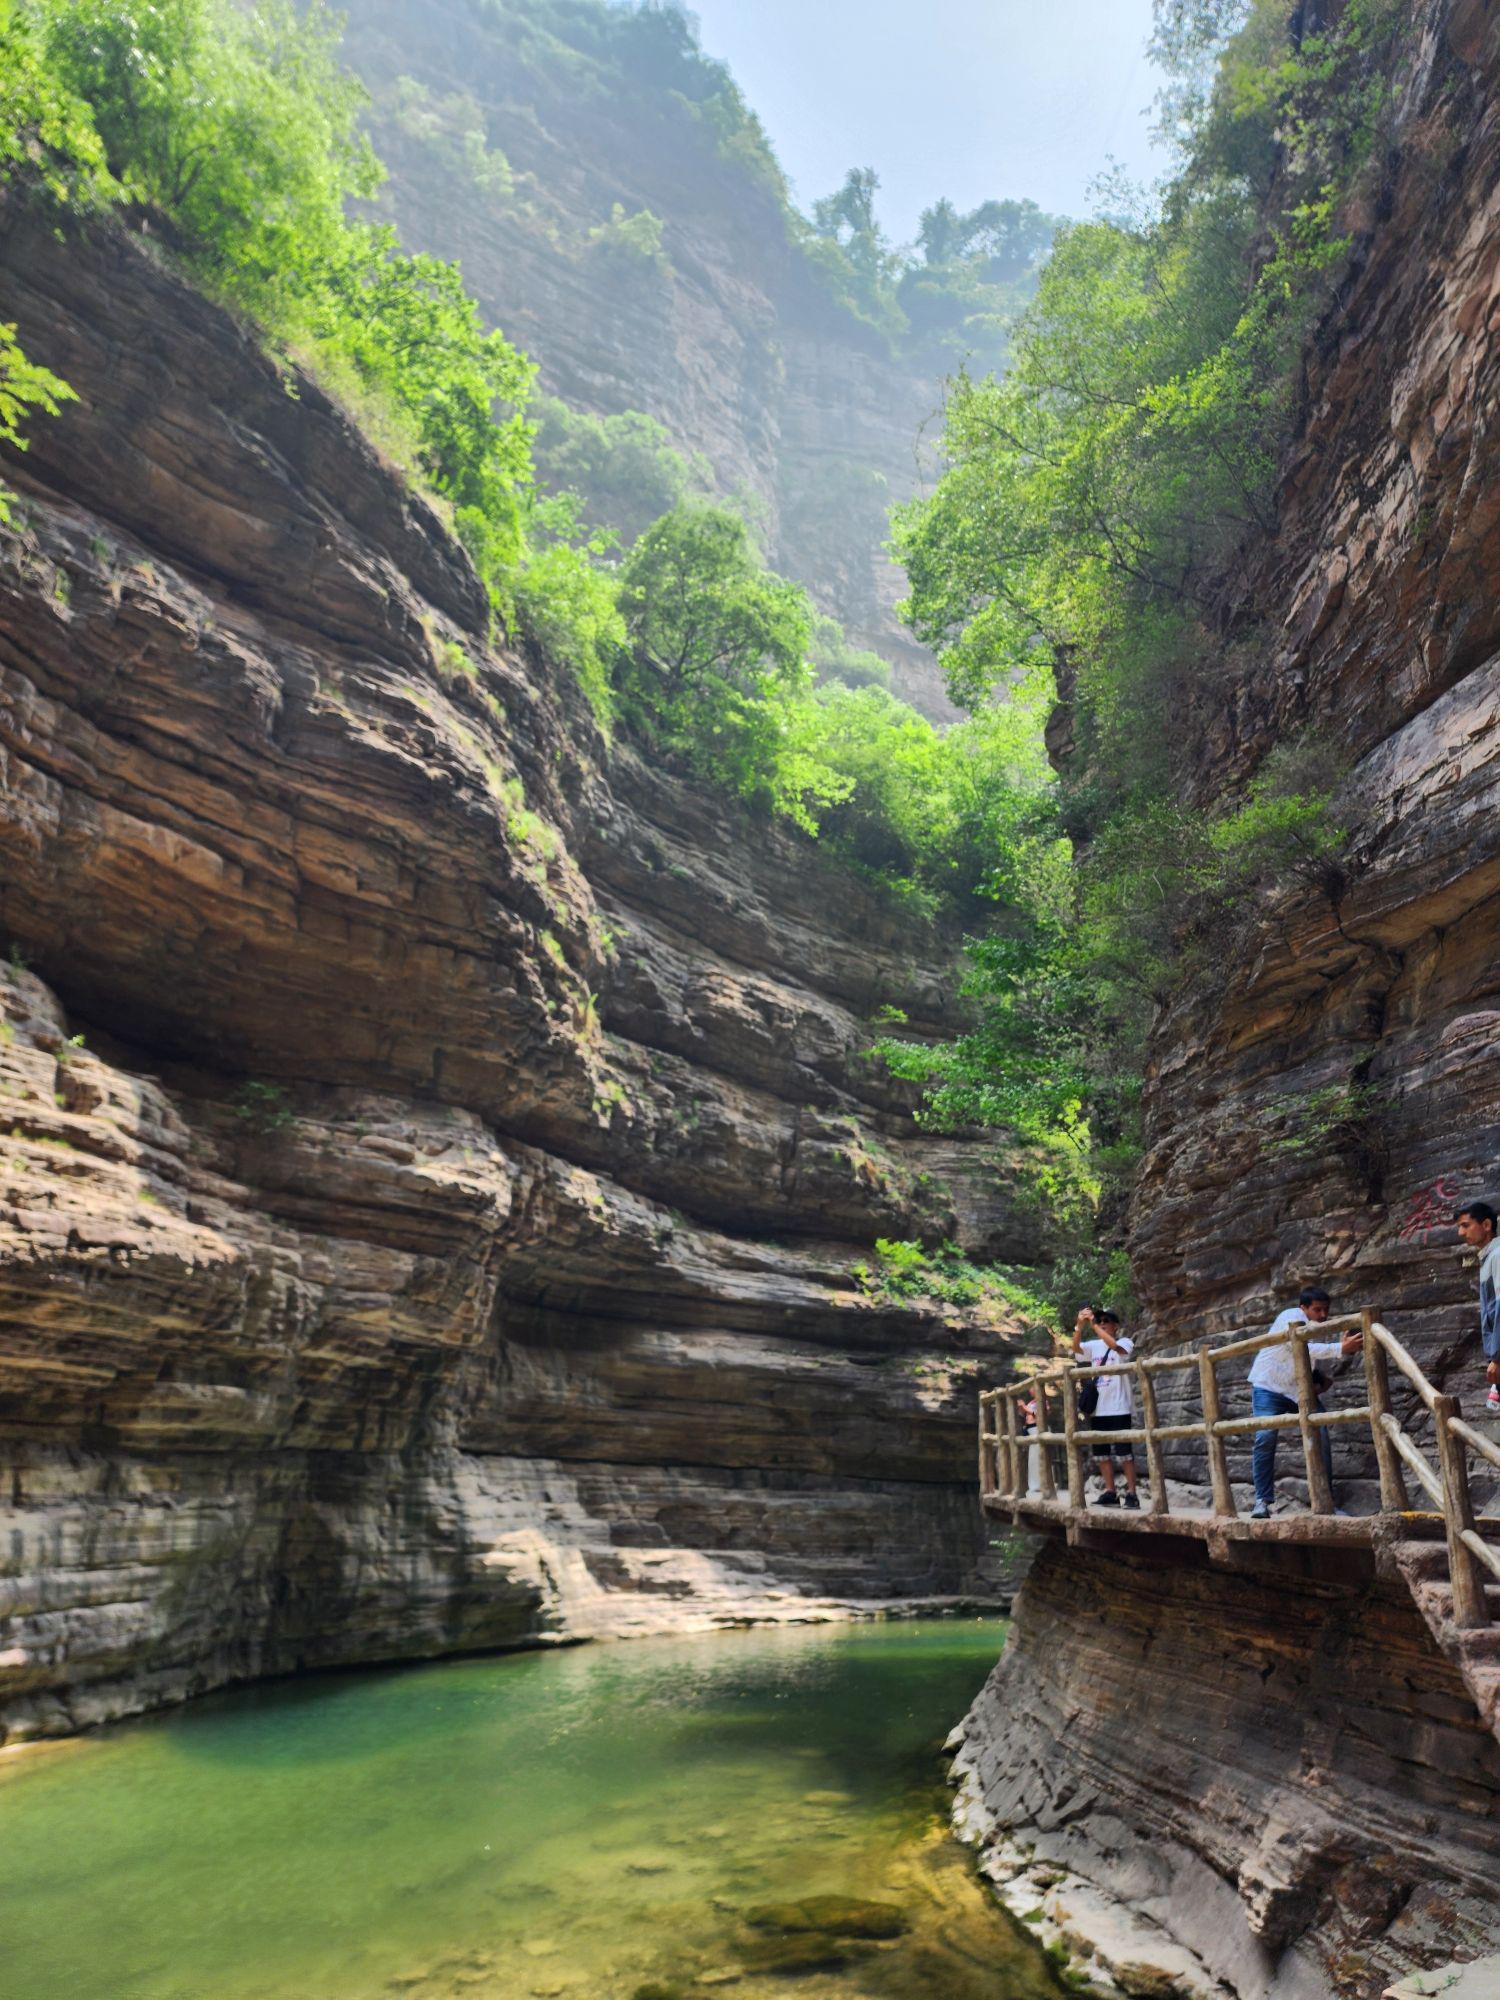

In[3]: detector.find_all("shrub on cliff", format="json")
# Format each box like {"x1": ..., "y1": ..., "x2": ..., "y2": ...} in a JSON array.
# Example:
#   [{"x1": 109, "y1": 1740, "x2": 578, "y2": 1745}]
[
  {"x1": 0, "y1": 0, "x2": 118, "y2": 520},
  {"x1": 4, "y1": 0, "x2": 641, "y2": 697},
  {"x1": 0, "y1": 320, "x2": 75, "y2": 524},
  {"x1": 28, "y1": 0, "x2": 538, "y2": 591},
  {"x1": 885, "y1": 0, "x2": 1410, "y2": 1170},
  {"x1": 531, "y1": 397, "x2": 713, "y2": 547},
  {"x1": 614, "y1": 504, "x2": 851, "y2": 831}
]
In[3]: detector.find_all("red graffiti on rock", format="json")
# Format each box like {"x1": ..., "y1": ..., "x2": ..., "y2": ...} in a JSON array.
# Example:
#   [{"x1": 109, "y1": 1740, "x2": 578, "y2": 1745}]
[{"x1": 1398, "y1": 1176, "x2": 1463, "y2": 1244}]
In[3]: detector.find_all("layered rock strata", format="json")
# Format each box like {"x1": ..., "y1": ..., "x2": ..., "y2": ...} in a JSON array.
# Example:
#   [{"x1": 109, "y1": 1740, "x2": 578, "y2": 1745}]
[
  {"x1": 952, "y1": 1538, "x2": 1500, "y2": 2000},
  {"x1": 1131, "y1": 0, "x2": 1500, "y2": 1404},
  {"x1": 0, "y1": 197, "x2": 1033, "y2": 1741},
  {"x1": 960, "y1": 5, "x2": 1500, "y2": 1994}
]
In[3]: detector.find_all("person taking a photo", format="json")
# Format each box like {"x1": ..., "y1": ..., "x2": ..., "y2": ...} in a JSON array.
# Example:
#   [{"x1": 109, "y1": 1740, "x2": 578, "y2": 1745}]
[{"x1": 1074, "y1": 1306, "x2": 1140, "y2": 1510}]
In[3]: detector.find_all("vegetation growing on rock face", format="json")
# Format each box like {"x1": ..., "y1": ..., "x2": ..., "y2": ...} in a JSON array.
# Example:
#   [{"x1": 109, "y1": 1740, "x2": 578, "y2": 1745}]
[
  {"x1": 0, "y1": 319, "x2": 74, "y2": 523},
  {"x1": 444, "y1": 0, "x2": 1058, "y2": 364},
  {"x1": 530, "y1": 396, "x2": 714, "y2": 546},
  {"x1": 0, "y1": 0, "x2": 1416, "y2": 1325},
  {"x1": 885, "y1": 0, "x2": 1413, "y2": 1266},
  {"x1": 0, "y1": 0, "x2": 1051, "y2": 895}
]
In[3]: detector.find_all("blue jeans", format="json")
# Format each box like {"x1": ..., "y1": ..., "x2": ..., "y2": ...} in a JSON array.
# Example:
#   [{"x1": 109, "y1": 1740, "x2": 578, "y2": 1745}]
[{"x1": 1252, "y1": 1387, "x2": 1333, "y2": 1507}]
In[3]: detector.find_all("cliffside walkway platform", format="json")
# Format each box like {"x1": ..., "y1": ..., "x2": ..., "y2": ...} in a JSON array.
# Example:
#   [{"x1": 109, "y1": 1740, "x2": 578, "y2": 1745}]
[{"x1": 979, "y1": 1311, "x2": 1500, "y2": 1741}]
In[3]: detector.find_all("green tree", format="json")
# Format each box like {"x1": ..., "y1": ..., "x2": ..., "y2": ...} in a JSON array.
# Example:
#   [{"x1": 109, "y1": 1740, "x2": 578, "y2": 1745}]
[
  {"x1": 880, "y1": 0, "x2": 1411, "y2": 1258},
  {"x1": 26, "y1": 0, "x2": 539, "y2": 605},
  {"x1": 531, "y1": 396, "x2": 712, "y2": 544},
  {"x1": 615, "y1": 505, "x2": 840, "y2": 819}
]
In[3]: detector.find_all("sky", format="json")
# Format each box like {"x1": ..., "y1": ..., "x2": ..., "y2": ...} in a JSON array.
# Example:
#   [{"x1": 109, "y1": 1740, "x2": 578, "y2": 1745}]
[{"x1": 683, "y1": 0, "x2": 1172, "y2": 243}]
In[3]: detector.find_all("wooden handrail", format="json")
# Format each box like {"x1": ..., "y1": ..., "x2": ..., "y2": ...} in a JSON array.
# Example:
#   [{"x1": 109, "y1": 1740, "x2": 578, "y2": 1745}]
[
  {"x1": 1029, "y1": 1407, "x2": 1373, "y2": 1449},
  {"x1": 1449, "y1": 1416, "x2": 1500, "y2": 1476},
  {"x1": 1370, "y1": 1322, "x2": 1440, "y2": 1414},
  {"x1": 1380, "y1": 1415, "x2": 1443, "y2": 1508},
  {"x1": 1049, "y1": 1312, "x2": 1368, "y2": 1385},
  {"x1": 979, "y1": 1300, "x2": 1496, "y2": 1632},
  {"x1": 1459, "y1": 1528, "x2": 1500, "y2": 1585}
]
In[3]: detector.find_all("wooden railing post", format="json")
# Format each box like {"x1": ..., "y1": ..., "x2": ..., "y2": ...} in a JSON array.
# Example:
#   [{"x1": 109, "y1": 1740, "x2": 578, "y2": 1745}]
[
  {"x1": 1433, "y1": 1394, "x2": 1490, "y2": 1628},
  {"x1": 1362, "y1": 1312, "x2": 1408, "y2": 1512},
  {"x1": 1062, "y1": 1372, "x2": 1084, "y2": 1512},
  {"x1": 1292, "y1": 1333, "x2": 1335, "y2": 1515},
  {"x1": 1198, "y1": 1347, "x2": 1236, "y2": 1517},
  {"x1": 1034, "y1": 1377, "x2": 1057, "y2": 1501},
  {"x1": 1137, "y1": 1364, "x2": 1169, "y2": 1516},
  {"x1": 978, "y1": 1397, "x2": 995, "y2": 1500}
]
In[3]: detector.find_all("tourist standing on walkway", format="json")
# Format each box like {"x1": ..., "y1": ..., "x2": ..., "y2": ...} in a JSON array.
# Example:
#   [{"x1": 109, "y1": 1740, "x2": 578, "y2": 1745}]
[
  {"x1": 1249, "y1": 1287, "x2": 1363, "y2": 1518},
  {"x1": 1018, "y1": 1388, "x2": 1040, "y2": 1494},
  {"x1": 1074, "y1": 1307, "x2": 1140, "y2": 1510},
  {"x1": 1454, "y1": 1200, "x2": 1500, "y2": 1411}
]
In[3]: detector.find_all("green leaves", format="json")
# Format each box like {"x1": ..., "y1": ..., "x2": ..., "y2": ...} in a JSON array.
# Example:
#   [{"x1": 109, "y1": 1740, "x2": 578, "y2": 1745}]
[
  {"x1": 614, "y1": 505, "x2": 821, "y2": 812},
  {"x1": 0, "y1": 0, "x2": 115, "y2": 206},
  {"x1": 874, "y1": 0, "x2": 1412, "y2": 1275},
  {"x1": 0, "y1": 321, "x2": 76, "y2": 521},
  {"x1": 531, "y1": 397, "x2": 712, "y2": 547},
  {"x1": 15, "y1": 0, "x2": 545, "y2": 616}
]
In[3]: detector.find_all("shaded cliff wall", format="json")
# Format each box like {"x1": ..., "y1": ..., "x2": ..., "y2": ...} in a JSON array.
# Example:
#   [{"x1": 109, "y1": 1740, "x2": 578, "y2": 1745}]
[
  {"x1": 0, "y1": 198, "x2": 1037, "y2": 1741},
  {"x1": 1121, "y1": 0, "x2": 1500, "y2": 1468},
  {"x1": 335, "y1": 0, "x2": 953, "y2": 715},
  {"x1": 952, "y1": 1539, "x2": 1500, "y2": 2000},
  {"x1": 954, "y1": 8, "x2": 1500, "y2": 1997}
]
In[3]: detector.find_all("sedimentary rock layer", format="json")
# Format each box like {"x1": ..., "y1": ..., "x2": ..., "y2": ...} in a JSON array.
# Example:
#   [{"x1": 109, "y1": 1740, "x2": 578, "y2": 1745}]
[
  {"x1": 953, "y1": 1538, "x2": 1500, "y2": 2000},
  {"x1": 1129, "y1": 0, "x2": 1500, "y2": 1412},
  {"x1": 961, "y1": 8, "x2": 1500, "y2": 1994},
  {"x1": 0, "y1": 196, "x2": 1031, "y2": 1739}
]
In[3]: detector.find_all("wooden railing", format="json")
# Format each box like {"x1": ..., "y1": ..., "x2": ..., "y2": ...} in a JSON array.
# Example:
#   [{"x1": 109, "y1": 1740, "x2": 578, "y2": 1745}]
[{"x1": 979, "y1": 1310, "x2": 1500, "y2": 1629}]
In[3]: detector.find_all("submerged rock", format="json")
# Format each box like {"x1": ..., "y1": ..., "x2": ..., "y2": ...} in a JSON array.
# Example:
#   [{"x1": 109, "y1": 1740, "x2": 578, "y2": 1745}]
[{"x1": 743, "y1": 1894, "x2": 908, "y2": 1939}]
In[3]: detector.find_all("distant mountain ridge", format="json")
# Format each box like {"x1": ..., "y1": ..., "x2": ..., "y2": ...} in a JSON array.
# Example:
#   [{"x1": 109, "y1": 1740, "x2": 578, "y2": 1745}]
[{"x1": 338, "y1": 0, "x2": 1051, "y2": 718}]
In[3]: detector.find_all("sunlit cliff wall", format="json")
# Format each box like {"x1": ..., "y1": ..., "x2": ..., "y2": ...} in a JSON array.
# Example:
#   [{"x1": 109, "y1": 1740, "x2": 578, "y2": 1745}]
[{"x1": 0, "y1": 198, "x2": 1036, "y2": 1740}]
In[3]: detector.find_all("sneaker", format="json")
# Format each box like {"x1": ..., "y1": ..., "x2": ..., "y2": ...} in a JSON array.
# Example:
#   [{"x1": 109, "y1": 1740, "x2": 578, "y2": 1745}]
[
  {"x1": 1122, "y1": 1494, "x2": 1140, "y2": 1510},
  {"x1": 1251, "y1": 1500, "x2": 1270, "y2": 1520},
  {"x1": 1095, "y1": 1491, "x2": 1119, "y2": 1508},
  {"x1": 1488, "y1": 1385, "x2": 1500, "y2": 1411}
]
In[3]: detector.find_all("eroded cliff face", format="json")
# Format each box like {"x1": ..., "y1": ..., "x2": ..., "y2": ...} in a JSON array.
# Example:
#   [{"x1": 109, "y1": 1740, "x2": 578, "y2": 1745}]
[
  {"x1": 0, "y1": 198, "x2": 1034, "y2": 1741},
  {"x1": 956, "y1": 4, "x2": 1500, "y2": 1994},
  {"x1": 335, "y1": 0, "x2": 953, "y2": 716},
  {"x1": 1132, "y1": 0, "x2": 1500, "y2": 1390},
  {"x1": 952, "y1": 1540, "x2": 1500, "y2": 2000}
]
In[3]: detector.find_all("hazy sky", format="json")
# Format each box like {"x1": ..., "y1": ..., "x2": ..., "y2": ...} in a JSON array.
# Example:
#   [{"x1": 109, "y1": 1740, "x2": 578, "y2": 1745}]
[{"x1": 685, "y1": 0, "x2": 1171, "y2": 242}]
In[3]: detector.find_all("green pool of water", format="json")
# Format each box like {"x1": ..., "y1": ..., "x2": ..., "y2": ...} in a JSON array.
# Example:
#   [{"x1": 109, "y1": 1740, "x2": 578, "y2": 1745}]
[{"x1": 0, "y1": 1617, "x2": 1064, "y2": 2000}]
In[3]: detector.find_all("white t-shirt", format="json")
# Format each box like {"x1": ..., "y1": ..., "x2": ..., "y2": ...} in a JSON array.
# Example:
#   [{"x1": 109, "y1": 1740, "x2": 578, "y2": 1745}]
[
  {"x1": 1080, "y1": 1335, "x2": 1135, "y2": 1417},
  {"x1": 1248, "y1": 1307, "x2": 1343, "y2": 1397}
]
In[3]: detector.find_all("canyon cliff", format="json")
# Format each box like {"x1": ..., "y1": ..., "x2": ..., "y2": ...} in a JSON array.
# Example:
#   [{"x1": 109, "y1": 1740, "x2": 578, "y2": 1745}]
[
  {"x1": 954, "y1": 3, "x2": 1500, "y2": 1996},
  {"x1": 335, "y1": 0, "x2": 955, "y2": 716},
  {"x1": 0, "y1": 195, "x2": 1037, "y2": 1742}
]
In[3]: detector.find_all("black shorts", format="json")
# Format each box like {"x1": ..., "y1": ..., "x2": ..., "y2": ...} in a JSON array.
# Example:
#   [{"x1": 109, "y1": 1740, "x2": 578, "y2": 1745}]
[{"x1": 1092, "y1": 1412, "x2": 1135, "y2": 1459}]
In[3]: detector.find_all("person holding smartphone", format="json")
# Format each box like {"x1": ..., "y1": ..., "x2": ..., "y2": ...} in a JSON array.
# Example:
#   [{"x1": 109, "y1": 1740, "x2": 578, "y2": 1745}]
[{"x1": 1074, "y1": 1306, "x2": 1140, "y2": 1509}]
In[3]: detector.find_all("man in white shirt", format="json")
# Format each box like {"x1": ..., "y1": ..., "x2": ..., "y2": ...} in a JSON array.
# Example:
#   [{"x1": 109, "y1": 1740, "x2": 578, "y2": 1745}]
[
  {"x1": 1074, "y1": 1306, "x2": 1140, "y2": 1510},
  {"x1": 1249, "y1": 1286, "x2": 1363, "y2": 1519}
]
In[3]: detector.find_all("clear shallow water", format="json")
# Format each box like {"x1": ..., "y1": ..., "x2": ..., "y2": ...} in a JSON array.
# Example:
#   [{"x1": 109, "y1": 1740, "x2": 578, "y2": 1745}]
[{"x1": 0, "y1": 1617, "x2": 1063, "y2": 2000}]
